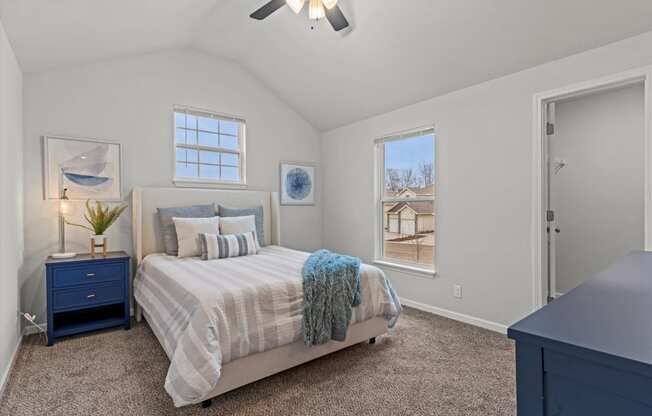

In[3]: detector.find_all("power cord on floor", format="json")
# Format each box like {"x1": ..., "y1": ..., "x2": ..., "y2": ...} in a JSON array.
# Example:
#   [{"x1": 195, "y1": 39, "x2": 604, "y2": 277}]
[{"x1": 20, "y1": 312, "x2": 48, "y2": 345}]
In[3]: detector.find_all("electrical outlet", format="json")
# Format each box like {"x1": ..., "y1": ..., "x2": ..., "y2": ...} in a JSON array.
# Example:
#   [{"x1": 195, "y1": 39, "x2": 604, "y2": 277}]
[{"x1": 454, "y1": 285, "x2": 462, "y2": 299}]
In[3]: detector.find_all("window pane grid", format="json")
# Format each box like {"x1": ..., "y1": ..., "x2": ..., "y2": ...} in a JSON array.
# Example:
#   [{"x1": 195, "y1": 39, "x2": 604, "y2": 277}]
[
  {"x1": 176, "y1": 126, "x2": 237, "y2": 137},
  {"x1": 176, "y1": 144, "x2": 240, "y2": 154},
  {"x1": 377, "y1": 132, "x2": 435, "y2": 270},
  {"x1": 174, "y1": 108, "x2": 244, "y2": 183},
  {"x1": 174, "y1": 161, "x2": 239, "y2": 168}
]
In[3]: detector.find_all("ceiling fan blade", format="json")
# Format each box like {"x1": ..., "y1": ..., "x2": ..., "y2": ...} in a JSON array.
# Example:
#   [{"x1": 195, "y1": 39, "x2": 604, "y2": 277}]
[
  {"x1": 250, "y1": 0, "x2": 286, "y2": 20},
  {"x1": 325, "y1": 4, "x2": 349, "y2": 31}
]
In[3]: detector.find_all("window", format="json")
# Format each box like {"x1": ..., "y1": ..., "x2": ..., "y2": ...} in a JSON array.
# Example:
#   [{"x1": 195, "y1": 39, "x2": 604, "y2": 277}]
[
  {"x1": 375, "y1": 127, "x2": 435, "y2": 272},
  {"x1": 173, "y1": 106, "x2": 246, "y2": 185}
]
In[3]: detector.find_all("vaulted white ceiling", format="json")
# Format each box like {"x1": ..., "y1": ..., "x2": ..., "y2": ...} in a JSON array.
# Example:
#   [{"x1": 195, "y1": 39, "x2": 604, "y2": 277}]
[{"x1": 3, "y1": 0, "x2": 652, "y2": 131}]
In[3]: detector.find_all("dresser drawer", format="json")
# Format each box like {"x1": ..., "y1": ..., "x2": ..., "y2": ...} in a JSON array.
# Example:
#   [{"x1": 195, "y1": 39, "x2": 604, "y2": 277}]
[
  {"x1": 52, "y1": 263, "x2": 124, "y2": 288},
  {"x1": 52, "y1": 283, "x2": 124, "y2": 311},
  {"x1": 543, "y1": 349, "x2": 652, "y2": 408}
]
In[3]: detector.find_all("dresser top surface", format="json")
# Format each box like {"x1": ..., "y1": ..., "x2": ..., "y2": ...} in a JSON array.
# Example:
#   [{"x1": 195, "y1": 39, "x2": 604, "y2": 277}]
[
  {"x1": 509, "y1": 251, "x2": 652, "y2": 366},
  {"x1": 46, "y1": 251, "x2": 130, "y2": 265}
]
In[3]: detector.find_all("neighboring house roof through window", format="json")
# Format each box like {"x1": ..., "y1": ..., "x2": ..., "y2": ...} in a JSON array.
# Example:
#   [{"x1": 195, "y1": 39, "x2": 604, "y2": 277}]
[{"x1": 386, "y1": 200, "x2": 434, "y2": 215}]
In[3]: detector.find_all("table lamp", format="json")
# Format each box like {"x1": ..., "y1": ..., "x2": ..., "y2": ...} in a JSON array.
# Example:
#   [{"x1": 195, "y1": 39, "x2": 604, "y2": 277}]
[{"x1": 52, "y1": 188, "x2": 77, "y2": 259}]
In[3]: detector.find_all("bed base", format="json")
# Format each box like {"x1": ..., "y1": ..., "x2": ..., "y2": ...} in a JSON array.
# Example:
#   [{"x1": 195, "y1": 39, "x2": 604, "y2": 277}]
[
  {"x1": 199, "y1": 335, "x2": 380, "y2": 409},
  {"x1": 138, "y1": 304, "x2": 387, "y2": 408},
  {"x1": 135, "y1": 302, "x2": 142, "y2": 323}
]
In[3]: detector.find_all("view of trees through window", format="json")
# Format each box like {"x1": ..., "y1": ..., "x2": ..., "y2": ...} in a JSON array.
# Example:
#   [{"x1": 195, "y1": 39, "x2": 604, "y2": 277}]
[
  {"x1": 384, "y1": 160, "x2": 434, "y2": 194},
  {"x1": 381, "y1": 132, "x2": 435, "y2": 268}
]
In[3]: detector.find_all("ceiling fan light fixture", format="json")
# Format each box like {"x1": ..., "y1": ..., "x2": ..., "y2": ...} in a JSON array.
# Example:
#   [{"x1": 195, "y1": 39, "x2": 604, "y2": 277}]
[
  {"x1": 250, "y1": 0, "x2": 349, "y2": 31},
  {"x1": 308, "y1": 0, "x2": 325, "y2": 19},
  {"x1": 286, "y1": 0, "x2": 305, "y2": 14}
]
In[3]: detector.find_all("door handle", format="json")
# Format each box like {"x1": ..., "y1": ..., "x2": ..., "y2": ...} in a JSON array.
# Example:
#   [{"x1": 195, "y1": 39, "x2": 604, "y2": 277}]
[
  {"x1": 555, "y1": 228, "x2": 560, "y2": 233},
  {"x1": 87, "y1": 294, "x2": 96, "y2": 299}
]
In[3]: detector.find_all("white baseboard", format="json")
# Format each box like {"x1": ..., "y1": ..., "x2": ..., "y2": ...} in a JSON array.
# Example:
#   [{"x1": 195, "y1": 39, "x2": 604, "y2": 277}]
[
  {"x1": 0, "y1": 337, "x2": 22, "y2": 399},
  {"x1": 400, "y1": 298, "x2": 508, "y2": 334}
]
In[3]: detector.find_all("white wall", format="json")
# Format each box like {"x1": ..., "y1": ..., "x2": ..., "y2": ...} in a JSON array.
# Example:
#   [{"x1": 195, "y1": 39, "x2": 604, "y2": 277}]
[
  {"x1": 22, "y1": 49, "x2": 322, "y2": 322},
  {"x1": 0, "y1": 19, "x2": 23, "y2": 391},
  {"x1": 552, "y1": 84, "x2": 645, "y2": 294},
  {"x1": 321, "y1": 31, "x2": 652, "y2": 328}
]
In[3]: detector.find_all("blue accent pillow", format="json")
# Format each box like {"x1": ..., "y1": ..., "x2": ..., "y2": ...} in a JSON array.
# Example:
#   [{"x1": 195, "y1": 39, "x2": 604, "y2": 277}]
[
  {"x1": 218, "y1": 204, "x2": 265, "y2": 247},
  {"x1": 157, "y1": 204, "x2": 216, "y2": 255}
]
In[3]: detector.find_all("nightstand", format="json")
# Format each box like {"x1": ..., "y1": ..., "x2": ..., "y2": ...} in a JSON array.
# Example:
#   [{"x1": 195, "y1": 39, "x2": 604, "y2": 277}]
[{"x1": 45, "y1": 251, "x2": 131, "y2": 346}]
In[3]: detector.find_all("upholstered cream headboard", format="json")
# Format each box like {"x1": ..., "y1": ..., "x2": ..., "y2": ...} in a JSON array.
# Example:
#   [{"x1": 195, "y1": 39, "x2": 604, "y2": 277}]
[{"x1": 131, "y1": 187, "x2": 280, "y2": 264}]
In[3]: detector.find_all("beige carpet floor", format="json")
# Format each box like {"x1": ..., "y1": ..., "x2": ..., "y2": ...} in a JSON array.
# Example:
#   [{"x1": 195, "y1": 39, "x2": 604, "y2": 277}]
[{"x1": 0, "y1": 307, "x2": 515, "y2": 416}]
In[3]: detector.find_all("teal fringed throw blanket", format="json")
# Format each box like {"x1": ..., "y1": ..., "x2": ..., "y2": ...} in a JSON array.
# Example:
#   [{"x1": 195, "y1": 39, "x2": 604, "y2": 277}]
[{"x1": 302, "y1": 249, "x2": 362, "y2": 347}]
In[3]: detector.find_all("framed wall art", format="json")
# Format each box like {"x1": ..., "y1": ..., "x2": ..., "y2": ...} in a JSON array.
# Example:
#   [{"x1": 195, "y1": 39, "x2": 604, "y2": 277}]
[
  {"x1": 280, "y1": 161, "x2": 315, "y2": 206},
  {"x1": 43, "y1": 135, "x2": 123, "y2": 201}
]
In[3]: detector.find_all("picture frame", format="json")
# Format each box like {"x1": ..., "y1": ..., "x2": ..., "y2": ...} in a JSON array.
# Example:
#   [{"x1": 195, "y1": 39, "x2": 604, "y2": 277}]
[
  {"x1": 280, "y1": 161, "x2": 316, "y2": 206},
  {"x1": 43, "y1": 135, "x2": 123, "y2": 201}
]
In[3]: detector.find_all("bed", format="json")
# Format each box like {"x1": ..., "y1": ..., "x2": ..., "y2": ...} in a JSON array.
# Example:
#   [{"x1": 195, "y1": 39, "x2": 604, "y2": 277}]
[{"x1": 131, "y1": 187, "x2": 401, "y2": 407}]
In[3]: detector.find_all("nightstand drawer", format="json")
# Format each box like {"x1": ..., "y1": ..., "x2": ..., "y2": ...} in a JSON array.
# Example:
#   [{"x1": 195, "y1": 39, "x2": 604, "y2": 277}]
[
  {"x1": 52, "y1": 263, "x2": 123, "y2": 288},
  {"x1": 53, "y1": 283, "x2": 124, "y2": 311}
]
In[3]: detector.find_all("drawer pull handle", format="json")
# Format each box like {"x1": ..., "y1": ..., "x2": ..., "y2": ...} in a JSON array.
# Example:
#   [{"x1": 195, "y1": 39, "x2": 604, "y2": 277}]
[
  {"x1": 86, "y1": 273, "x2": 96, "y2": 277},
  {"x1": 87, "y1": 294, "x2": 96, "y2": 299}
]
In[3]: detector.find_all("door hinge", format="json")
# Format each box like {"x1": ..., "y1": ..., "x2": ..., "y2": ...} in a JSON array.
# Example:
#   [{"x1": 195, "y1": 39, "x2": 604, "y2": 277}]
[
  {"x1": 546, "y1": 122, "x2": 555, "y2": 135},
  {"x1": 547, "y1": 210, "x2": 555, "y2": 221}
]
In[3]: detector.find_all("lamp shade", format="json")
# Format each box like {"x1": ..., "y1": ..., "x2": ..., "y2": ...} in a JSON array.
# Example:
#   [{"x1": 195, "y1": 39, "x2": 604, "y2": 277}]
[
  {"x1": 308, "y1": 0, "x2": 325, "y2": 19},
  {"x1": 286, "y1": 0, "x2": 305, "y2": 14},
  {"x1": 59, "y1": 199, "x2": 71, "y2": 216}
]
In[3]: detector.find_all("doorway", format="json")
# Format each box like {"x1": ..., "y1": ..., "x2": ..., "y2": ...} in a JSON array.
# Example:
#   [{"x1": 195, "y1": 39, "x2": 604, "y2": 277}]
[
  {"x1": 546, "y1": 83, "x2": 645, "y2": 301},
  {"x1": 533, "y1": 68, "x2": 652, "y2": 309}
]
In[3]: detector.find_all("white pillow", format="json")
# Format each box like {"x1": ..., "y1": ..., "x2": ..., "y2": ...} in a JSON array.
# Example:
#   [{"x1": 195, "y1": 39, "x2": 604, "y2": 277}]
[
  {"x1": 220, "y1": 215, "x2": 260, "y2": 248},
  {"x1": 172, "y1": 216, "x2": 220, "y2": 258}
]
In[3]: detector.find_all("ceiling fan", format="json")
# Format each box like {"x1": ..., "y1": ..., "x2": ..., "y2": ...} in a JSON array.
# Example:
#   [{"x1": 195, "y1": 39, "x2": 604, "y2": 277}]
[{"x1": 250, "y1": 0, "x2": 350, "y2": 32}]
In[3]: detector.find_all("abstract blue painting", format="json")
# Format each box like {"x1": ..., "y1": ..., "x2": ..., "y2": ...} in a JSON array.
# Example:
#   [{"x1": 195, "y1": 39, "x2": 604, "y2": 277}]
[
  {"x1": 280, "y1": 162, "x2": 315, "y2": 205},
  {"x1": 44, "y1": 136, "x2": 122, "y2": 200}
]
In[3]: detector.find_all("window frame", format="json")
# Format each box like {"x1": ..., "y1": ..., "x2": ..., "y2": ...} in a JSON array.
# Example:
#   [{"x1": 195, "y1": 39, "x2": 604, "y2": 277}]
[
  {"x1": 374, "y1": 126, "x2": 437, "y2": 277},
  {"x1": 172, "y1": 105, "x2": 247, "y2": 188}
]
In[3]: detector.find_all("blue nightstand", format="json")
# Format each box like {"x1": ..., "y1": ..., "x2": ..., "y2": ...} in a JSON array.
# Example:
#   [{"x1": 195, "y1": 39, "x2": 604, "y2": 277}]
[{"x1": 45, "y1": 251, "x2": 131, "y2": 346}]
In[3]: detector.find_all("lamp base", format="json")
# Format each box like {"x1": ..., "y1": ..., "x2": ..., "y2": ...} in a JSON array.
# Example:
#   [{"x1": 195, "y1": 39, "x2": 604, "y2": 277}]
[{"x1": 52, "y1": 252, "x2": 77, "y2": 259}]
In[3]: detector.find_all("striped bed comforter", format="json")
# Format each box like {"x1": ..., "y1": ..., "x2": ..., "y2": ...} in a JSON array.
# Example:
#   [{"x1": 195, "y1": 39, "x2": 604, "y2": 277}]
[{"x1": 134, "y1": 245, "x2": 401, "y2": 407}]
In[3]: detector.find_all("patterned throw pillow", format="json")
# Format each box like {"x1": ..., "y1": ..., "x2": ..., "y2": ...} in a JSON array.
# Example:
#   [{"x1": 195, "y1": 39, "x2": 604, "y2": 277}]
[
  {"x1": 199, "y1": 231, "x2": 258, "y2": 260},
  {"x1": 219, "y1": 215, "x2": 260, "y2": 249}
]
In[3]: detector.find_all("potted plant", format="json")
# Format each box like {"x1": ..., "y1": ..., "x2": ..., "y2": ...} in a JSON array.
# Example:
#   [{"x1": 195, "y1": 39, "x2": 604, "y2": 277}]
[{"x1": 66, "y1": 200, "x2": 128, "y2": 253}]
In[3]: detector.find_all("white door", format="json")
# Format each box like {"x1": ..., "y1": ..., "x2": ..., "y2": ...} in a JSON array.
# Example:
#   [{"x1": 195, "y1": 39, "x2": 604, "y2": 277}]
[
  {"x1": 401, "y1": 219, "x2": 415, "y2": 235},
  {"x1": 545, "y1": 101, "x2": 557, "y2": 302},
  {"x1": 389, "y1": 217, "x2": 399, "y2": 233},
  {"x1": 548, "y1": 83, "x2": 645, "y2": 300}
]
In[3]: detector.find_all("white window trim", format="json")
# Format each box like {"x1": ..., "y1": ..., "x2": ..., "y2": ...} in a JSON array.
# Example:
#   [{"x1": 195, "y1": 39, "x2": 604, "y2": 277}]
[
  {"x1": 172, "y1": 105, "x2": 247, "y2": 188},
  {"x1": 373, "y1": 260, "x2": 436, "y2": 278},
  {"x1": 374, "y1": 125, "x2": 437, "y2": 277}
]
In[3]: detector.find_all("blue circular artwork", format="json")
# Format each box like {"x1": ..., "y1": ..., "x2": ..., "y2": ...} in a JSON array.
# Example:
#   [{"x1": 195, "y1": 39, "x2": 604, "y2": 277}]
[{"x1": 285, "y1": 168, "x2": 312, "y2": 200}]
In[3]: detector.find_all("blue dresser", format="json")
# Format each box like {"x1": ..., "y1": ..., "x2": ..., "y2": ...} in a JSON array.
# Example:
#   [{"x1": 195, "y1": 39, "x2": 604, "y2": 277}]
[
  {"x1": 508, "y1": 251, "x2": 652, "y2": 415},
  {"x1": 45, "y1": 251, "x2": 131, "y2": 346}
]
